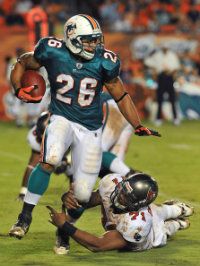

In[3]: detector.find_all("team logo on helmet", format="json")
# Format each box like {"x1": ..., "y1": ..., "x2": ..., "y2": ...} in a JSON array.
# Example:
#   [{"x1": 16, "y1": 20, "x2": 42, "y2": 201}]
[
  {"x1": 146, "y1": 188, "x2": 156, "y2": 201},
  {"x1": 66, "y1": 23, "x2": 76, "y2": 36}
]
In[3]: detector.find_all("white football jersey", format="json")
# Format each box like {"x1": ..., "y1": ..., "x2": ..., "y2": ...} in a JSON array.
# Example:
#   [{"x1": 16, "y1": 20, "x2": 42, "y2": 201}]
[{"x1": 99, "y1": 174, "x2": 167, "y2": 251}]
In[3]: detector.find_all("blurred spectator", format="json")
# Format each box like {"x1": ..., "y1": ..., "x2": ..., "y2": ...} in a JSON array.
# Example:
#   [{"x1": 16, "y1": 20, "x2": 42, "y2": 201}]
[
  {"x1": 176, "y1": 65, "x2": 200, "y2": 119},
  {"x1": 99, "y1": 0, "x2": 121, "y2": 28},
  {"x1": 3, "y1": 0, "x2": 200, "y2": 34},
  {"x1": 25, "y1": 0, "x2": 52, "y2": 50},
  {"x1": 120, "y1": 59, "x2": 133, "y2": 84},
  {"x1": 144, "y1": 44, "x2": 181, "y2": 125},
  {"x1": 4, "y1": 48, "x2": 27, "y2": 126},
  {"x1": 187, "y1": 3, "x2": 200, "y2": 24},
  {"x1": 4, "y1": 0, "x2": 30, "y2": 26}
]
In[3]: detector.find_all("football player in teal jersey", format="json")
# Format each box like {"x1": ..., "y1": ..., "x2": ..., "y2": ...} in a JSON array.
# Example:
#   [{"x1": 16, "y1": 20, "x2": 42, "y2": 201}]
[{"x1": 9, "y1": 14, "x2": 161, "y2": 240}]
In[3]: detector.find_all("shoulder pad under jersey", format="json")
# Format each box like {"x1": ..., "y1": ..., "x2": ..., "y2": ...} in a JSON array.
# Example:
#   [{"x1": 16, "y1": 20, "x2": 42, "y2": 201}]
[
  {"x1": 34, "y1": 37, "x2": 63, "y2": 64},
  {"x1": 100, "y1": 49, "x2": 121, "y2": 82}
]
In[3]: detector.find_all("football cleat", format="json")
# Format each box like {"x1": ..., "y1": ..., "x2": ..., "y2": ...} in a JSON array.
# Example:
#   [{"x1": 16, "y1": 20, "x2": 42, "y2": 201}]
[
  {"x1": 9, "y1": 213, "x2": 32, "y2": 239},
  {"x1": 176, "y1": 218, "x2": 190, "y2": 230},
  {"x1": 164, "y1": 200, "x2": 194, "y2": 218},
  {"x1": 53, "y1": 228, "x2": 70, "y2": 255}
]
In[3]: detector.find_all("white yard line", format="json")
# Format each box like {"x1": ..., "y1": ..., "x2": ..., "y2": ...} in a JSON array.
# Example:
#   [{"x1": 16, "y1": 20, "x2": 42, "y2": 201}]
[
  {"x1": 0, "y1": 151, "x2": 26, "y2": 162},
  {"x1": 1, "y1": 172, "x2": 14, "y2": 176},
  {"x1": 168, "y1": 144, "x2": 192, "y2": 150}
]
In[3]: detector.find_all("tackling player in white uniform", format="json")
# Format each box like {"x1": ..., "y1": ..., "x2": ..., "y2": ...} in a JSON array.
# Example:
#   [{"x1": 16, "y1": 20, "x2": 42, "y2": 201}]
[
  {"x1": 48, "y1": 173, "x2": 193, "y2": 253},
  {"x1": 102, "y1": 93, "x2": 133, "y2": 161}
]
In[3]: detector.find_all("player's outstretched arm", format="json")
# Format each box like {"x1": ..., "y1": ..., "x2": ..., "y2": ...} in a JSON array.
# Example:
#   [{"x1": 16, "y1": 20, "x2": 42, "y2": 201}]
[
  {"x1": 104, "y1": 77, "x2": 161, "y2": 137},
  {"x1": 11, "y1": 52, "x2": 42, "y2": 103},
  {"x1": 47, "y1": 206, "x2": 127, "y2": 252}
]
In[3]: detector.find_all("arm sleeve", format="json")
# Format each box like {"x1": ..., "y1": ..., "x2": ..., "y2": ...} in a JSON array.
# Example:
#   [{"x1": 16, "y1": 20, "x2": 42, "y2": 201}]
[
  {"x1": 102, "y1": 53, "x2": 121, "y2": 82},
  {"x1": 34, "y1": 38, "x2": 49, "y2": 65}
]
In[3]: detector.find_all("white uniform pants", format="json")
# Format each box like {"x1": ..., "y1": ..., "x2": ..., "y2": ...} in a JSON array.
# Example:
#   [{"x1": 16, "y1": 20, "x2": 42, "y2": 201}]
[{"x1": 41, "y1": 115, "x2": 102, "y2": 202}]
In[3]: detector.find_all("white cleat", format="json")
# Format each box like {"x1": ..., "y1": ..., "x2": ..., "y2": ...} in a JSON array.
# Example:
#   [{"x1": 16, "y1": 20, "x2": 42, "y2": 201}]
[
  {"x1": 177, "y1": 202, "x2": 194, "y2": 218},
  {"x1": 176, "y1": 218, "x2": 190, "y2": 230},
  {"x1": 53, "y1": 245, "x2": 69, "y2": 255},
  {"x1": 53, "y1": 229, "x2": 70, "y2": 255},
  {"x1": 164, "y1": 200, "x2": 194, "y2": 217}
]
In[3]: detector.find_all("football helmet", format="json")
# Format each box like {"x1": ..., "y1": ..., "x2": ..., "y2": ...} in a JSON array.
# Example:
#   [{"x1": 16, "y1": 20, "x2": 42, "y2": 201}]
[
  {"x1": 110, "y1": 173, "x2": 158, "y2": 213},
  {"x1": 64, "y1": 14, "x2": 103, "y2": 60}
]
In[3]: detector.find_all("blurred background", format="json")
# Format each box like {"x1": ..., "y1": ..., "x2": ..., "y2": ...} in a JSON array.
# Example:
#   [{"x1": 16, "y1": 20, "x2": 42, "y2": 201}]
[{"x1": 1, "y1": 0, "x2": 200, "y2": 127}]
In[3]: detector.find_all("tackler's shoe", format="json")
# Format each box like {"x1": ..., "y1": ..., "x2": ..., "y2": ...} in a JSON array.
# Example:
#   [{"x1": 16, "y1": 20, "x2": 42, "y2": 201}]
[
  {"x1": 164, "y1": 200, "x2": 194, "y2": 218},
  {"x1": 176, "y1": 218, "x2": 190, "y2": 230},
  {"x1": 54, "y1": 228, "x2": 70, "y2": 255}
]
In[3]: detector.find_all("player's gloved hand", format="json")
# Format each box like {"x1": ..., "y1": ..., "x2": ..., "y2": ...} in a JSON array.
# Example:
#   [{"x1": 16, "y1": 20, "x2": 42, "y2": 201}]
[
  {"x1": 134, "y1": 125, "x2": 161, "y2": 137},
  {"x1": 15, "y1": 85, "x2": 42, "y2": 103}
]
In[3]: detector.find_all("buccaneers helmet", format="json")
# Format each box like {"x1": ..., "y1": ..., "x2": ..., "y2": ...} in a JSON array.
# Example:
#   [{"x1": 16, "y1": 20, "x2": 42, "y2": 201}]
[
  {"x1": 110, "y1": 173, "x2": 158, "y2": 213},
  {"x1": 64, "y1": 14, "x2": 103, "y2": 60}
]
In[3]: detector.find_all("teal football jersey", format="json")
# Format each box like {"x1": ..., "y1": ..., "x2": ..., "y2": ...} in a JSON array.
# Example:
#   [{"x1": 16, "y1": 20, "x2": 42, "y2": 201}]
[{"x1": 34, "y1": 37, "x2": 120, "y2": 130}]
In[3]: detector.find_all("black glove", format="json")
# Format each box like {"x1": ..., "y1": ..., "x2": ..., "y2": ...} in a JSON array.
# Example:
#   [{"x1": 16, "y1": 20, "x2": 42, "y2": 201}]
[{"x1": 134, "y1": 125, "x2": 161, "y2": 137}]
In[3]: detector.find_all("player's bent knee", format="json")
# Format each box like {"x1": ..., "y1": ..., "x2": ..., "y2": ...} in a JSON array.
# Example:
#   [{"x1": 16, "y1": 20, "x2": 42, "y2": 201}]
[
  {"x1": 74, "y1": 182, "x2": 92, "y2": 203},
  {"x1": 45, "y1": 150, "x2": 63, "y2": 166}
]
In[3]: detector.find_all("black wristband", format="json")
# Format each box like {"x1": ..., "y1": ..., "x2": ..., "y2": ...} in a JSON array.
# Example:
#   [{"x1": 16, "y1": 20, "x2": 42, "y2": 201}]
[
  {"x1": 61, "y1": 221, "x2": 77, "y2": 236},
  {"x1": 135, "y1": 125, "x2": 142, "y2": 130},
  {"x1": 115, "y1": 92, "x2": 128, "y2": 103}
]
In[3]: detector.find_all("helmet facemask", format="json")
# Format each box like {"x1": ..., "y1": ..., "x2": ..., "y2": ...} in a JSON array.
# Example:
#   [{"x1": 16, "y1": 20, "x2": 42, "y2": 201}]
[
  {"x1": 110, "y1": 174, "x2": 158, "y2": 213},
  {"x1": 64, "y1": 15, "x2": 104, "y2": 60},
  {"x1": 110, "y1": 183, "x2": 128, "y2": 213}
]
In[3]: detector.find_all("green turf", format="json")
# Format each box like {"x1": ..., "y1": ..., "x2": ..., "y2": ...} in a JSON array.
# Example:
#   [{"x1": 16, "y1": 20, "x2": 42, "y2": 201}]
[{"x1": 0, "y1": 120, "x2": 200, "y2": 266}]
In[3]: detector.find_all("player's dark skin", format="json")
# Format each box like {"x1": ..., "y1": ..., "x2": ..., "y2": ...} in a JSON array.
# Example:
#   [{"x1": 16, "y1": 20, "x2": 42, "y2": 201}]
[
  {"x1": 47, "y1": 205, "x2": 127, "y2": 252},
  {"x1": 11, "y1": 51, "x2": 155, "y2": 173},
  {"x1": 46, "y1": 186, "x2": 128, "y2": 252}
]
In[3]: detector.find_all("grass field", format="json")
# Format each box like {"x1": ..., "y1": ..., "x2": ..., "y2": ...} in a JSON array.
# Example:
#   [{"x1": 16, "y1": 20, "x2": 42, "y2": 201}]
[{"x1": 0, "y1": 120, "x2": 200, "y2": 266}]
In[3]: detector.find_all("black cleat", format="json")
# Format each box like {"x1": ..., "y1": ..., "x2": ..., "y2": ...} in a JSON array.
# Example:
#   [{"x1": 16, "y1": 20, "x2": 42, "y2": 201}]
[
  {"x1": 9, "y1": 213, "x2": 32, "y2": 239},
  {"x1": 53, "y1": 228, "x2": 70, "y2": 255}
]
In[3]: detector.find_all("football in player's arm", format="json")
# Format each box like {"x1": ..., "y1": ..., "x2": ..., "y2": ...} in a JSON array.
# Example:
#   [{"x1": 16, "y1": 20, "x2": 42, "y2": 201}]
[{"x1": 47, "y1": 173, "x2": 194, "y2": 253}]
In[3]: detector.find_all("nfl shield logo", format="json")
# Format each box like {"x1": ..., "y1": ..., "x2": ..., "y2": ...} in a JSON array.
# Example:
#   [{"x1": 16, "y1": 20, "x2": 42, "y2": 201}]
[{"x1": 76, "y1": 63, "x2": 83, "y2": 69}]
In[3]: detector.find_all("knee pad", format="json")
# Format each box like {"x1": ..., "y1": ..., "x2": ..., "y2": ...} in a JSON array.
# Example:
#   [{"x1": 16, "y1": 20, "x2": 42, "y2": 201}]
[
  {"x1": 73, "y1": 180, "x2": 92, "y2": 203},
  {"x1": 45, "y1": 153, "x2": 62, "y2": 166},
  {"x1": 81, "y1": 143, "x2": 102, "y2": 174}
]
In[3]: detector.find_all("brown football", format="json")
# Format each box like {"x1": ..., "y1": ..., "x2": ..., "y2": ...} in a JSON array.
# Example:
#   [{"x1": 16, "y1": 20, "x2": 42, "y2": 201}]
[{"x1": 21, "y1": 70, "x2": 46, "y2": 97}]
